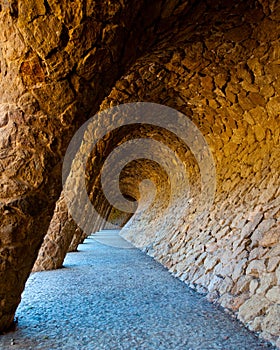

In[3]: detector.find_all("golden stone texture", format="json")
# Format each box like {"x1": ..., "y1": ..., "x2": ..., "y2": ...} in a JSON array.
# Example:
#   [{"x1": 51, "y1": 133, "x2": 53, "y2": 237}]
[{"x1": 0, "y1": 0, "x2": 279, "y2": 347}]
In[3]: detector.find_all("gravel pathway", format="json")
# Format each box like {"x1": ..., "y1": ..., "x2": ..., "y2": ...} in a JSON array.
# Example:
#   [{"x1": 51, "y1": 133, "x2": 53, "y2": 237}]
[{"x1": 0, "y1": 230, "x2": 275, "y2": 350}]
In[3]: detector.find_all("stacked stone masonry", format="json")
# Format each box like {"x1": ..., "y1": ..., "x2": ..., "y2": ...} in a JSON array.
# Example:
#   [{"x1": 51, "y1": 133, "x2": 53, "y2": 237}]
[
  {"x1": 0, "y1": 0, "x2": 195, "y2": 331},
  {"x1": 0, "y1": 0, "x2": 279, "y2": 348}
]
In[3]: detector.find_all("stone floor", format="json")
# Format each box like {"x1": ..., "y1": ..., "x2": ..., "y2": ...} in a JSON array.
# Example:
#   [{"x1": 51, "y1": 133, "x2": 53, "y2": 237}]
[{"x1": 0, "y1": 230, "x2": 275, "y2": 350}]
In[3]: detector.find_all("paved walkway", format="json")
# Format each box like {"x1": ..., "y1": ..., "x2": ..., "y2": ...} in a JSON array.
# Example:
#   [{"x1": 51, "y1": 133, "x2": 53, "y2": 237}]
[{"x1": 0, "y1": 230, "x2": 275, "y2": 350}]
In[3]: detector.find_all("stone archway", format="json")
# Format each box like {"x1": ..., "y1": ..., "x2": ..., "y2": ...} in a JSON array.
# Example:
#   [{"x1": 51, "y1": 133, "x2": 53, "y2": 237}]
[{"x1": 0, "y1": 1, "x2": 279, "y2": 347}]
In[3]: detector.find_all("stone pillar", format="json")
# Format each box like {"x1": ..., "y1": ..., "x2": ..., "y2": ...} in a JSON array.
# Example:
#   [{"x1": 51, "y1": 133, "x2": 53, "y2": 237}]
[
  {"x1": 0, "y1": 0, "x2": 177, "y2": 330},
  {"x1": 32, "y1": 194, "x2": 77, "y2": 271},
  {"x1": 68, "y1": 227, "x2": 86, "y2": 252},
  {"x1": 100, "y1": 205, "x2": 112, "y2": 230}
]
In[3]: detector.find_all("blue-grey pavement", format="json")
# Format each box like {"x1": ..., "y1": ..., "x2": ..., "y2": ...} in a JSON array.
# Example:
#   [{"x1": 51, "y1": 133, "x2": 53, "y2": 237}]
[{"x1": 0, "y1": 230, "x2": 275, "y2": 350}]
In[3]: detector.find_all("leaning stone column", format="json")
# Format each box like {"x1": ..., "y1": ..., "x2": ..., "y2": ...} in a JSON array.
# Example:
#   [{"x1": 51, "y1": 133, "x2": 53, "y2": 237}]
[
  {"x1": 68, "y1": 227, "x2": 87, "y2": 252},
  {"x1": 33, "y1": 194, "x2": 77, "y2": 271}
]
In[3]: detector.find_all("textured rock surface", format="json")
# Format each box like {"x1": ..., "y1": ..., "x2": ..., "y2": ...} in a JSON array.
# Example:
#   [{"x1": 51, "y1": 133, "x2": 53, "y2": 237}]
[
  {"x1": 0, "y1": 0, "x2": 195, "y2": 331},
  {"x1": 0, "y1": 0, "x2": 279, "y2": 347},
  {"x1": 98, "y1": 1, "x2": 279, "y2": 346}
]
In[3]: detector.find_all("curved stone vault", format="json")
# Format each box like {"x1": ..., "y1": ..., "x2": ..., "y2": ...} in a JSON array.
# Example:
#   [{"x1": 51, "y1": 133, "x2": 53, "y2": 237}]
[{"x1": 0, "y1": 0, "x2": 279, "y2": 347}]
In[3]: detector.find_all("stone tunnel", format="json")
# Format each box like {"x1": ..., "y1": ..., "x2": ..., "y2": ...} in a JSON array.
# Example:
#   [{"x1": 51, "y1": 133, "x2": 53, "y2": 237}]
[{"x1": 0, "y1": 0, "x2": 279, "y2": 347}]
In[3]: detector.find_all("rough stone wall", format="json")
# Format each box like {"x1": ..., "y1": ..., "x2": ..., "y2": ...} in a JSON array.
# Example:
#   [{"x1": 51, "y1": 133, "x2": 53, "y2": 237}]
[
  {"x1": 0, "y1": 0, "x2": 198, "y2": 331},
  {"x1": 95, "y1": 2, "x2": 279, "y2": 346},
  {"x1": 0, "y1": 0, "x2": 279, "y2": 347}
]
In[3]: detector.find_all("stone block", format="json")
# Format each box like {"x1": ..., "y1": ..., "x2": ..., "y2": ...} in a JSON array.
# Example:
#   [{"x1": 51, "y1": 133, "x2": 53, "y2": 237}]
[
  {"x1": 266, "y1": 286, "x2": 280, "y2": 304},
  {"x1": 246, "y1": 259, "x2": 266, "y2": 277},
  {"x1": 262, "y1": 305, "x2": 280, "y2": 336},
  {"x1": 238, "y1": 295, "x2": 270, "y2": 323}
]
